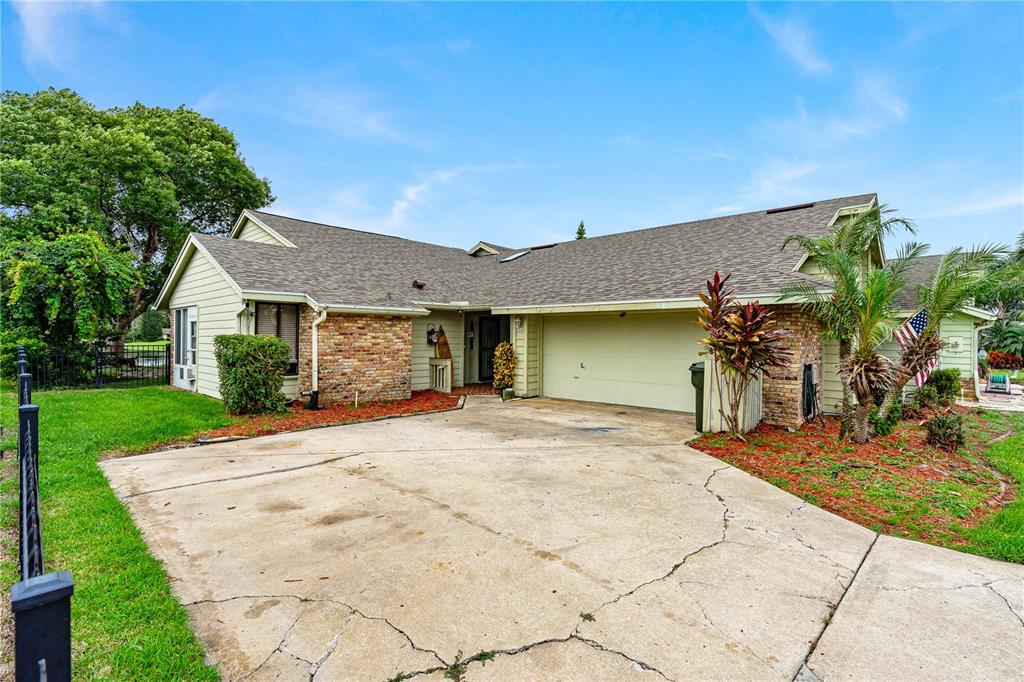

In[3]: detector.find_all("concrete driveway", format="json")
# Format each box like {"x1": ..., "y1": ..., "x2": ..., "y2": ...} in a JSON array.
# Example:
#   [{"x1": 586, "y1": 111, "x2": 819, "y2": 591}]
[{"x1": 103, "y1": 397, "x2": 1023, "y2": 681}]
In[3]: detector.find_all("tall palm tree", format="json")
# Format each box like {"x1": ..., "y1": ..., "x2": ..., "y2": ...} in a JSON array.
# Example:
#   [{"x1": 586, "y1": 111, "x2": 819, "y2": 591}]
[
  {"x1": 840, "y1": 256, "x2": 920, "y2": 442},
  {"x1": 876, "y1": 244, "x2": 1005, "y2": 420},
  {"x1": 780, "y1": 204, "x2": 916, "y2": 437}
]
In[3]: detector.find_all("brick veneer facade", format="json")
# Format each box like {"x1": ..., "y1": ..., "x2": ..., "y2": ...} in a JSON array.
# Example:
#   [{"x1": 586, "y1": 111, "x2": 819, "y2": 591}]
[
  {"x1": 298, "y1": 306, "x2": 413, "y2": 406},
  {"x1": 762, "y1": 305, "x2": 822, "y2": 428}
]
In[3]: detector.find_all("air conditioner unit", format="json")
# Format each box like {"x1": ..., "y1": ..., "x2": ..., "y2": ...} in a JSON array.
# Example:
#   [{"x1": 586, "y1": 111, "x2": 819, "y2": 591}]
[{"x1": 186, "y1": 367, "x2": 196, "y2": 380}]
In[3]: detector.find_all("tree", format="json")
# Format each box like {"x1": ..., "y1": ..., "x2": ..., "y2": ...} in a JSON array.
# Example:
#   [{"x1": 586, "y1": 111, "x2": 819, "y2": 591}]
[
  {"x1": 128, "y1": 308, "x2": 170, "y2": 342},
  {"x1": 1, "y1": 230, "x2": 140, "y2": 371},
  {"x1": 974, "y1": 231, "x2": 1024, "y2": 322},
  {"x1": 697, "y1": 272, "x2": 789, "y2": 437},
  {"x1": 779, "y1": 205, "x2": 917, "y2": 438},
  {"x1": 575, "y1": 220, "x2": 586, "y2": 240},
  {"x1": 1, "y1": 88, "x2": 273, "y2": 334},
  {"x1": 876, "y1": 244, "x2": 1004, "y2": 422}
]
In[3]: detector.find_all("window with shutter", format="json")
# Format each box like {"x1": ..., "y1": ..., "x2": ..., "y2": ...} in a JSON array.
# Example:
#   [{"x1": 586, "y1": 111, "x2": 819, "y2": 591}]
[{"x1": 255, "y1": 303, "x2": 300, "y2": 375}]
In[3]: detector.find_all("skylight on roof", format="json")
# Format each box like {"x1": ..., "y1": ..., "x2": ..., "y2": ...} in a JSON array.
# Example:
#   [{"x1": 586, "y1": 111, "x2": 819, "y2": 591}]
[{"x1": 500, "y1": 251, "x2": 529, "y2": 263}]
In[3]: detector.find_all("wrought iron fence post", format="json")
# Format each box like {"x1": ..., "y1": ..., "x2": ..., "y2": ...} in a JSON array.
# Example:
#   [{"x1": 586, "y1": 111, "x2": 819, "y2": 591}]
[
  {"x1": 17, "y1": 346, "x2": 27, "y2": 376},
  {"x1": 18, "y1": 372, "x2": 32, "y2": 407},
  {"x1": 12, "y1": 571, "x2": 73, "y2": 682},
  {"x1": 165, "y1": 343, "x2": 172, "y2": 385},
  {"x1": 94, "y1": 344, "x2": 102, "y2": 389}
]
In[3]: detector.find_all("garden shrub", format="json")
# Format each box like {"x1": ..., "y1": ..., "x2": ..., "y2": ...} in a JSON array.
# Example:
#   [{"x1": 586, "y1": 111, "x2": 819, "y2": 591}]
[
  {"x1": 213, "y1": 334, "x2": 290, "y2": 414},
  {"x1": 870, "y1": 402, "x2": 902, "y2": 437},
  {"x1": 924, "y1": 368, "x2": 961, "y2": 406},
  {"x1": 914, "y1": 384, "x2": 940, "y2": 410},
  {"x1": 492, "y1": 341, "x2": 517, "y2": 390},
  {"x1": 925, "y1": 413, "x2": 965, "y2": 452},
  {"x1": 987, "y1": 350, "x2": 1023, "y2": 369}
]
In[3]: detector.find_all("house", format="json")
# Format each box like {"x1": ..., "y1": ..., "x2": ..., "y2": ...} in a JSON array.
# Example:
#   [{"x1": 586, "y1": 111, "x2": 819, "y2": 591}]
[{"x1": 154, "y1": 193, "x2": 994, "y2": 430}]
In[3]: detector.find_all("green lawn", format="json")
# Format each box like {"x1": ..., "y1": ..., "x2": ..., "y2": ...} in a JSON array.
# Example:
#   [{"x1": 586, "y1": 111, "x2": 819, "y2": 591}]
[
  {"x1": 961, "y1": 411, "x2": 1024, "y2": 562},
  {"x1": 1, "y1": 385, "x2": 236, "y2": 679},
  {"x1": 990, "y1": 369, "x2": 1023, "y2": 384}
]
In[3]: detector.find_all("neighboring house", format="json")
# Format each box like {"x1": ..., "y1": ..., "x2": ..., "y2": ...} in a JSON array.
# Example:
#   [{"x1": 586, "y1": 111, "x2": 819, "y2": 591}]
[{"x1": 154, "y1": 192, "x2": 993, "y2": 430}]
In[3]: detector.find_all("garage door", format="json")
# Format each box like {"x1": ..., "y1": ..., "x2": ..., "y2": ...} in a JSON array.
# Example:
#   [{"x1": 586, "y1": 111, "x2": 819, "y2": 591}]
[{"x1": 542, "y1": 312, "x2": 703, "y2": 412}]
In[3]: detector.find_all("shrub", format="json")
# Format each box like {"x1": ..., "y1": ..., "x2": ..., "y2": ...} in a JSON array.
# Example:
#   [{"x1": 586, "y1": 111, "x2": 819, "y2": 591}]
[
  {"x1": 213, "y1": 334, "x2": 290, "y2": 414},
  {"x1": 987, "y1": 350, "x2": 1024, "y2": 370},
  {"x1": 870, "y1": 401, "x2": 902, "y2": 437},
  {"x1": 492, "y1": 341, "x2": 517, "y2": 390},
  {"x1": 924, "y1": 368, "x2": 961, "y2": 406},
  {"x1": 925, "y1": 413, "x2": 965, "y2": 452},
  {"x1": 914, "y1": 384, "x2": 940, "y2": 410},
  {"x1": 978, "y1": 357, "x2": 990, "y2": 379}
]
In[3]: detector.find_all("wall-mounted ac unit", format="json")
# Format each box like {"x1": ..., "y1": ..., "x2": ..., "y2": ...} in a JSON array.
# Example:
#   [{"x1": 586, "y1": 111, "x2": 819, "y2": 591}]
[{"x1": 187, "y1": 367, "x2": 196, "y2": 380}]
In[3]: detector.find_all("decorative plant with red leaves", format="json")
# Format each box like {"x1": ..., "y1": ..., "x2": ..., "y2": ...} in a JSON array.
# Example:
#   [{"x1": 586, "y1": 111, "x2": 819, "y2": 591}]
[{"x1": 698, "y1": 272, "x2": 789, "y2": 437}]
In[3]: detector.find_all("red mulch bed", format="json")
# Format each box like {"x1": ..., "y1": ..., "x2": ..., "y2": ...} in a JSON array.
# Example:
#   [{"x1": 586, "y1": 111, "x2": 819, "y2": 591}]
[
  {"x1": 202, "y1": 390, "x2": 461, "y2": 439},
  {"x1": 690, "y1": 405, "x2": 1017, "y2": 547}
]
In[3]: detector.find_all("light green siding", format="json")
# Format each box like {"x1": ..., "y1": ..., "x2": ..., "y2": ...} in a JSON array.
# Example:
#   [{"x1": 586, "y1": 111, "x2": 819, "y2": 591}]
[
  {"x1": 512, "y1": 314, "x2": 541, "y2": 397},
  {"x1": 540, "y1": 311, "x2": 702, "y2": 412},
  {"x1": 412, "y1": 311, "x2": 464, "y2": 390},
  {"x1": 236, "y1": 219, "x2": 285, "y2": 245},
  {"x1": 168, "y1": 248, "x2": 243, "y2": 399},
  {"x1": 820, "y1": 312, "x2": 979, "y2": 413}
]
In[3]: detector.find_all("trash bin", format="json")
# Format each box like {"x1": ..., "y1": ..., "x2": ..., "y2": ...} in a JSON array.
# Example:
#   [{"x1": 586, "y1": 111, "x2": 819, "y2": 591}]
[{"x1": 689, "y1": 361, "x2": 705, "y2": 432}]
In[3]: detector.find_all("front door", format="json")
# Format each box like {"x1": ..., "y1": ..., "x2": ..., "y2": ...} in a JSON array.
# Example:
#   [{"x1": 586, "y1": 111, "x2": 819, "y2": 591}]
[
  {"x1": 173, "y1": 307, "x2": 197, "y2": 390},
  {"x1": 479, "y1": 316, "x2": 501, "y2": 382}
]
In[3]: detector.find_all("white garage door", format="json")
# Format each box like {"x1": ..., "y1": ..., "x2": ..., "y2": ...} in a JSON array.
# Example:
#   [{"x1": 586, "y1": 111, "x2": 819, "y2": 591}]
[{"x1": 541, "y1": 312, "x2": 703, "y2": 412}]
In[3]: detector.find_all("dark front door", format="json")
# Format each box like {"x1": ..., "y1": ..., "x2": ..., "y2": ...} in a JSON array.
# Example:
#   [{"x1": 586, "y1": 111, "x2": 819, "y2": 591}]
[{"x1": 479, "y1": 316, "x2": 501, "y2": 382}]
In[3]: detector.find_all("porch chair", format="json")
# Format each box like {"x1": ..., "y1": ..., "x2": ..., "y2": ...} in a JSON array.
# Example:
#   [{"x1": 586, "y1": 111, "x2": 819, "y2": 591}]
[{"x1": 987, "y1": 374, "x2": 1011, "y2": 395}]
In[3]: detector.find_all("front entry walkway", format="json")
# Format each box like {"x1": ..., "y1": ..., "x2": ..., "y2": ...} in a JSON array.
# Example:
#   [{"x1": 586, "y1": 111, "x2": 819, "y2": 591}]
[{"x1": 102, "y1": 398, "x2": 1023, "y2": 681}]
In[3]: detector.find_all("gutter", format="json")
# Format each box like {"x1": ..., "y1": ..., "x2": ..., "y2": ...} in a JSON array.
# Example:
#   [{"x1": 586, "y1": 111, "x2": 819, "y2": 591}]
[{"x1": 307, "y1": 307, "x2": 328, "y2": 410}]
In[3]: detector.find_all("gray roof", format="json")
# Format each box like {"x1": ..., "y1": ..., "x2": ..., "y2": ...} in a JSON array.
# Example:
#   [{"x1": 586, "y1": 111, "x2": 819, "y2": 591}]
[
  {"x1": 190, "y1": 193, "x2": 877, "y2": 311},
  {"x1": 893, "y1": 254, "x2": 943, "y2": 310}
]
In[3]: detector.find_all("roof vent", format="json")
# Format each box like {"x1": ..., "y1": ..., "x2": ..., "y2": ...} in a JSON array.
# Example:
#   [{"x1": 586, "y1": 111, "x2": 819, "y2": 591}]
[
  {"x1": 412, "y1": 279, "x2": 426, "y2": 289},
  {"x1": 766, "y1": 202, "x2": 815, "y2": 215},
  {"x1": 500, "y1": 251, "x2": 529, "y2": 263},
  {"x1": 529, "y1": 243, "x2": 557, "y2": 250}
]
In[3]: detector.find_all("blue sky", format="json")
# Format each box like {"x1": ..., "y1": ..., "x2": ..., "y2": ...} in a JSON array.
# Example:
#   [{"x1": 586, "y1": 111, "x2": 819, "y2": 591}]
[{"x1": 2, "y1": 2, "x2": 1022, "y2": 255}]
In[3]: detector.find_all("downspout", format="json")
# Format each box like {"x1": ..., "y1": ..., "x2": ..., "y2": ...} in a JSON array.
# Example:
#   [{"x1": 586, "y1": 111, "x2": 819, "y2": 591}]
[
  {"x1": 236, "y1": 300, "x2": 250, "y2": 333},
  {"x1": 307, "y1": 307, "x2": 328, "y2": 410},
  {"x1": 974, "y1": 321, "x2": 995, "y2": 400}
]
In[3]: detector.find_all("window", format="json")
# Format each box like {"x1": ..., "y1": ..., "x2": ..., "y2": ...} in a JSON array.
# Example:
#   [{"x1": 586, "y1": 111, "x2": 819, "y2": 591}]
[{"x1": 256, "y1": 303, "x2": 299, "y2": 375}]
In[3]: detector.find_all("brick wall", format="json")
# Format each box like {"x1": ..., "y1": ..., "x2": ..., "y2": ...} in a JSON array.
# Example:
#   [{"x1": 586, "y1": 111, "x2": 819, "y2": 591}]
[
  {"x1": 762, "y1": 305, "x2": 822, "y2": 428},
  {"x1": 299, "y1": 306, "x2": 413, "y2": 406},
  {"x1": 960, "y1": 376, "x2": 978, "y2": 402}
]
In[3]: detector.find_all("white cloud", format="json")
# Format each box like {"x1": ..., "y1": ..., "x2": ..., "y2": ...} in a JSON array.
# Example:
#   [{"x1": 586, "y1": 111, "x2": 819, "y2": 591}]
[
  {"x1": 748, "y1": 158, "x2": 820, "y2": 203},
  {"x1": 918, "y1": 185, "x2": 1024, "y2": 219},
  {"x1": 385, "y1": 162, "x2": 527, "y2": 229},
  {"x1": 12, "y1": 0, "x2": 112, "y2": 68},
  {"x1": 751, "y1": 6, "x2": 832, "y2": 75},
  {"x1": 445, "y1": 39, "x2": 472, "y2": 54},
  {"x1": 770, "y1": 73, "x2": 909, "y2": 150},
  {"x1": 285, "y1": 87, "x2": 404, "y2": 142}
]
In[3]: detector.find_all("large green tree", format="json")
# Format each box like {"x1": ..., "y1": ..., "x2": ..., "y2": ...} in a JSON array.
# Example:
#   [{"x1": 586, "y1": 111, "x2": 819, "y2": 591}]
[{"x1": 1, "y1": 88, "x2": 273, "y2": 335}]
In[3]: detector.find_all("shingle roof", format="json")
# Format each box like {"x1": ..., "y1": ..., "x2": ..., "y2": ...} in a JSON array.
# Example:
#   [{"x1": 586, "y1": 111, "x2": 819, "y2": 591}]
[
  {"x1": 190, "y1": 193, "x2": 877, "y2": 310},
  {"x1": 892, "y1": 254, "x2": 943, "y2": 310}
]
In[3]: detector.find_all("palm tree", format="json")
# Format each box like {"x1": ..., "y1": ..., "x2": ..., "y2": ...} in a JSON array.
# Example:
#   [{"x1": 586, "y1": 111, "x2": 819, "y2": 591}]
[
  {"x1": 876, "y1": 244, "x2": 1005, "y2": 421},
  {"x1": 780, "y1": 204, "x2": 916, "y2": 438},
  {"x1": 840, "y1": 258, "x2": 919, "y2": 442}
]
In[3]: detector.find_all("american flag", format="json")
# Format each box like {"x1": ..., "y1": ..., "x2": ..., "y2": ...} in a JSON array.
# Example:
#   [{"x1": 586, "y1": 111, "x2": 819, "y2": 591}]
[{"x1": 893, "y1": 309, "x2": 937, "y2": 387}]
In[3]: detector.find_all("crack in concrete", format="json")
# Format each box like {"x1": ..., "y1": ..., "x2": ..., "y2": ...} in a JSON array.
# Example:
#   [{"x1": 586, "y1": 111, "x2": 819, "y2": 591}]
[
  {"x1": 791, "y1": 533, "x2": 879, "y2": 682},
  {"x1": 987, "y1": 581, "x2": 1024, "y2": 630},
  {"x1": 184, "y1": 592, "x2": 449, "y2": 671},
  {"x1": 239, "y1": 613, "x2": 302, "y2": 680},
  {"x1": 124, "y1": 453, "x2": 365, "y2": 497},
  {"x1": 306, "y1": 632, "x2": 340, "y2": 681},
  {"x1": 874, "y1": 580, "x2": 1024, "y2": 631},
  {"x1": 690, "y1": 597, "x2": 775, "y2": 672},
  {"x1": 586, "y1": 466, "x2": 733, "y2": 617},
  {"x1": 573, "y1": 635, "x2": 676, "y2": 680}
]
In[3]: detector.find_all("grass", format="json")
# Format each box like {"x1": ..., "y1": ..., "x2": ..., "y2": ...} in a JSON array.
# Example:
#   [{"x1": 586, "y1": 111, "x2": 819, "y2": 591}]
[
  {"x1": 125, "y1": 339, "x2": 169, "y2": 348},
  {"x1": 1, "y1": 384, "x2": 236, "y2": 679},
  {"x1": 692, "y1": 407, "x2": 1024, "y2": 564},
  {"x1": 990, "y1": 369, "x2": 1023, "y2": 384}
]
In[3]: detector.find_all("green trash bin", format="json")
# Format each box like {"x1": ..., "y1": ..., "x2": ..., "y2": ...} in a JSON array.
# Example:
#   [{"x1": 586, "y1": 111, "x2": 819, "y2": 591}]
[{"x1": 689, "y1": 361, "x2": 705, "y2": 432}]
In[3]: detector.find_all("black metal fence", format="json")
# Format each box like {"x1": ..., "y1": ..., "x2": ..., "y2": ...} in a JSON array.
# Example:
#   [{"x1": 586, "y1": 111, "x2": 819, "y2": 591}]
[
  {"x1": 22, "y1": 342, "x2": 170, "y2": 390},
  {"x1": 10, "y1": 348, "x2": 74, "y2": 682}
]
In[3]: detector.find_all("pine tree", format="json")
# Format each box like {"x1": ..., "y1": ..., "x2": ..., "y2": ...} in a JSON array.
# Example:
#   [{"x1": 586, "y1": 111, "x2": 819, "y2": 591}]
[{"x1": 575, "y1": 220, "x2": 586, "y2": 240}]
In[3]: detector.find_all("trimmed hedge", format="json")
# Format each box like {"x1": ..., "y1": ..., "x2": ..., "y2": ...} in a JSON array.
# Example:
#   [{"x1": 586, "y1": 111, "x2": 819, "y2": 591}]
[
  {"x1": 924, "y1": 368, "x2": 961, "y2": 406},
  {"x1": 213, "y1": 334, "x2": 290, "y2": 414}
]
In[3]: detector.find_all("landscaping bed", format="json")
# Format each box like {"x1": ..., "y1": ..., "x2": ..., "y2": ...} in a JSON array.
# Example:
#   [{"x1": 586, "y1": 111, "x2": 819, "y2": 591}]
[
  {"x1": 691, "y1": 407, "x2": 1024, "y2": 564},
  {"x1": 199, "y1": 389, "x2": 461, "y2": 439}
]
